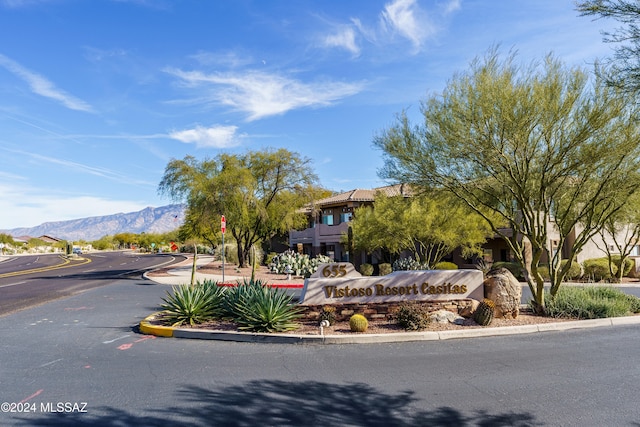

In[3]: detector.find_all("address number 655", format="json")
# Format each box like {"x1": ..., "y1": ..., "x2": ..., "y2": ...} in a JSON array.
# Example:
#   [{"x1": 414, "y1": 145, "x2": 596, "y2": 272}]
[{"x1": 322, "y1": 264, "x2": 347, "y2": 278}]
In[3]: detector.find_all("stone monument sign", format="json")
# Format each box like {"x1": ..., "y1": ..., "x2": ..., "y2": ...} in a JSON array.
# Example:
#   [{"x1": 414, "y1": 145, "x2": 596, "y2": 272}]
[{"x1": 298, "y1": 263, "x2": 483, "y2": 306}]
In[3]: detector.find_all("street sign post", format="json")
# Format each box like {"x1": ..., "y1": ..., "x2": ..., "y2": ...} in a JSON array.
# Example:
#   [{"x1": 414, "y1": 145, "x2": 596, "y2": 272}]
[{"x1": 221, "y1": 215, "x2": 226, "y2": 283}]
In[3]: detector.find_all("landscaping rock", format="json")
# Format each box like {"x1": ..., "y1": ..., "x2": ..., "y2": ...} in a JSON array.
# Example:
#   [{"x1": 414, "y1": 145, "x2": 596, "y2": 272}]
[
  {"x1": 458, "y1": 299, "x2": 480, "y2": 318},
  {"x1": 429, "y1": 309, "x2": 465, "y2": 325},
  {"x1": 483, "y1": 267, "x2": 522, "y2": 319}
]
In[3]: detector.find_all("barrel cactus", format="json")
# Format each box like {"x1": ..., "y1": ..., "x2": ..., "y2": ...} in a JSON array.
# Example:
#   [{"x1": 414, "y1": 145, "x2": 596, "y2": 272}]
[
  {"x1": 319, "y1": 305, "x2": 337, "y2": 326},
  {"x1": 473, "y1": 298, "x2": 495, "y2": 326},
  {"x1": 349, "y1": 314, "x2": 369, "y2": 332}
]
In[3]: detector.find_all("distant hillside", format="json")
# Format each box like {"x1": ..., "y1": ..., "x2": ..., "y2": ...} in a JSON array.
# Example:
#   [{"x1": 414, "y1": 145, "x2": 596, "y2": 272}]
[{"x1": 0, "y1": 205, "x2": 185, "y2": 241}]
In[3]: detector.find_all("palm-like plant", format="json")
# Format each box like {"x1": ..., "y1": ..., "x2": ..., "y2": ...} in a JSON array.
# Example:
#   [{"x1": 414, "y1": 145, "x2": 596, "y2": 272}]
[
  {"x1": 223, "y1": 278, "x2": 302, "y2": 332},
  {"x1": 233, "y1": 286, "x2": 303, "y2": 333},
  {"x1": 160, "y1": 280, "x2": 225, "y2": 326}
]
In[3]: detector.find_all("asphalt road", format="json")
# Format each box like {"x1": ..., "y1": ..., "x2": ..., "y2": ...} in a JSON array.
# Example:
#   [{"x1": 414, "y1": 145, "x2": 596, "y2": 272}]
[
  {"x1": 0, "y1": 252, "x2": 182, "y2": 316},
  {"x1": 0, "y1": 270, "x2": 639, "y2": 426}
]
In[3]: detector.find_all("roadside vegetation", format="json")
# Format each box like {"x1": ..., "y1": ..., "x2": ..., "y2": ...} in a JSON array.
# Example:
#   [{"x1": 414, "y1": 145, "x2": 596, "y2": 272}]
[
  {"x1": 160, "y1": 279, "x2": 302, "y2": 333},
  {"x1": 374, "y1": 48, "x2": 640, "y2": 314},
  {"x1": 544, "y1": 287, "x2": 640, "y2": 320}
]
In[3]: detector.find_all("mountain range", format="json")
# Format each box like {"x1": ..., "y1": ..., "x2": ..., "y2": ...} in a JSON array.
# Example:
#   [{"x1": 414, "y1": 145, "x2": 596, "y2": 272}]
[{"x1": 0, "y1": 205, "x2": 185, "y2": 241}]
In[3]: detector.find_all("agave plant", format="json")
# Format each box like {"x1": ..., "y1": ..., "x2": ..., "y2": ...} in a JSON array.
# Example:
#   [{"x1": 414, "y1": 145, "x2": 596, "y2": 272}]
[
  {"x1": 221, "y1": 278, "x2": 267, "y2": 320},
  {"x1": 232, "y1": 285, "x2": 303, "y2": 333},
  {"x1": 160, "y1": 281, "x2": 225, "y2": 326}
]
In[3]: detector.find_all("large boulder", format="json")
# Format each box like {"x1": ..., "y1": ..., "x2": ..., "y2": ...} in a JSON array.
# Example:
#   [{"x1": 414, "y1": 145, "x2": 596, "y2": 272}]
[{"x1": 483, "y1": 267, "x2": 522, "y2": 319}]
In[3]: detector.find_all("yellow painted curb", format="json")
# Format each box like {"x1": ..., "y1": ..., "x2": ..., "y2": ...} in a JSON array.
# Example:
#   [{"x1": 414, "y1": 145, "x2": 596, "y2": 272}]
[{"x1": 139, "y1": 313, "x2": 174, "y2": 338}]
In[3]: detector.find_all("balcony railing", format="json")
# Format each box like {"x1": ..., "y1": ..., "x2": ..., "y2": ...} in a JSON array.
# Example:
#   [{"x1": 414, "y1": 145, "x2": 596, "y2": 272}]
[{"x1": 289, "y1": 222, "x2": 350, "y2": 246}]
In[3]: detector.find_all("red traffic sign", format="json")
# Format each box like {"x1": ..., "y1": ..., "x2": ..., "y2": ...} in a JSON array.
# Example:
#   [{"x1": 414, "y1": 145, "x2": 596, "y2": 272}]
[{"x1": 221, "y1": 215, "x2": 226, "y2": 234}]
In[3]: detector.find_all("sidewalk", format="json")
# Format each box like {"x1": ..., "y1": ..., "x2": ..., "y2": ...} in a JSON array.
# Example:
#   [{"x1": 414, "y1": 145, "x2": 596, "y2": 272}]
[
  {"x1": 144, "y1": 255, "x2": 243, "y2": 285},
  {"x1": 144, "y1": 255, "x2": 304, "y2": 291}
]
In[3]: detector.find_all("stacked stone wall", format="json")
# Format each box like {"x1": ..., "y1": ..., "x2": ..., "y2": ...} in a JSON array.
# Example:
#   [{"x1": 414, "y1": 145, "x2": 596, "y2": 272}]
[{"x1": 298, "y1": 299, "x2": 475, "y2": 322}]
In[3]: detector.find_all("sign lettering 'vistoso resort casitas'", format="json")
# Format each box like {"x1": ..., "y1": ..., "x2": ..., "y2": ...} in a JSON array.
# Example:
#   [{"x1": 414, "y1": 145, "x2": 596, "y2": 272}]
[{"x1": 298, "y1": 263, "x2": 483, "y2": 306}]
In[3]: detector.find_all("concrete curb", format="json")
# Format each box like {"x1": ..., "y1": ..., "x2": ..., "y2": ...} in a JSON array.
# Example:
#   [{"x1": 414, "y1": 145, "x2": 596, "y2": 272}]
[{"x1": 139, "y1": 312, "x2": 640, "y2": 345}]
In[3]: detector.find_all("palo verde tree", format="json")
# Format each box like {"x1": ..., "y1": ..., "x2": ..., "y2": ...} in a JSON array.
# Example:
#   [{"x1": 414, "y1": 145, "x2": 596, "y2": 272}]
[
  {"x1": 158, "y1": 148, "x2": 320, "y2": 267},
  {"x1": 374, "y1": 49, "x2": 640, "y2": 313},
  {"x1": 350, "y1": 191, "x2": 492, "y2": 268},
  {"x1": 577, "y1": 0, "x2": 640, "y2": 93}
]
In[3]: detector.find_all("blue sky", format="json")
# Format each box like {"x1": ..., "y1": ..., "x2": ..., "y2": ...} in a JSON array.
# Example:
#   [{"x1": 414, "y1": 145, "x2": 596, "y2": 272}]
[{"x1": 0, "y1": 0, "x2": 616, "y2": 229}]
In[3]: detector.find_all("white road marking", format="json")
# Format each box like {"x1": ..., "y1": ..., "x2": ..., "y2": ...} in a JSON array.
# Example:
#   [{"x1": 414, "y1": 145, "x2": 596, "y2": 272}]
[
  {"x1": 0, "y1": 281, "x2": 27, "y2": 288},
  {"x1": 39, "y1": 358, "x2": 63, "y2": 368},
  {"x1": 103, "y1": 335, "x2": 131, "y2": 344}
]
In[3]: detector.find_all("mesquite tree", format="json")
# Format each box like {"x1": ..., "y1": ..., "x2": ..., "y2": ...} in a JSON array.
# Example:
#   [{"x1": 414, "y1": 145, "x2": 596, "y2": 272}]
[{"x1": 159, "y1": 148, "x2": 321, "y2": 267}]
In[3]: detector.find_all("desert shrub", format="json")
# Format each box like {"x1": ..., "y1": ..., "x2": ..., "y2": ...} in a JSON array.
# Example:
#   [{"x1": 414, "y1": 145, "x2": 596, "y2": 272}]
[
  {"x1": 160, "y1": 281, "x2": 225, "y2": 326},
  {"x1": 392, "y1": 257, "x2": 426, "y2": 271},
  {"x1": 491, "y1": 261, "x2": 523, "y2": 279},
  {"x1": 378, "y1": 263, "x2": 392, "y2": 276},
  {"x1": 625, "y1": 295, "x2": 640, "y2": 313},
  {"x1": 560, "y1": 259, "x2": 583, "y2": 280},
  {"x1": 220, "y1": 243, "x2": 239, "y2": 265},
  {"x1": 434, "y1": 261, "x2": 458, "y2": 270},
  {"x1": 583, "y1": 258, "x2": 616, "y2": 282},
  {"x1": 359, "y1": 263, "x2": 374, "y2": 276},
  {"x1": 536, "y1": 266, "x2": 550, "y2": 281},
  {"x1": 610, "y1": 255, "x2": 634, "y2": 277},
  {"x1": 545, "y1": 286, "x2": 636, "y2": 319},
  {"x1": 264, "y1": 252, "x2": 278, "y2": 267},
  {"x1": 319, "y1": 306, "x2": 337, "y2": 326},
  {"x1": 394, "y1": 304, "x2": 430, "y2": 331}
]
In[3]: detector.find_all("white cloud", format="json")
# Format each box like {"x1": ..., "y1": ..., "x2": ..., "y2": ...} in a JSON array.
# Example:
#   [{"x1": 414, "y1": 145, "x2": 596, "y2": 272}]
[
  {"x1": 442, "y1": 0, "x2": 461, "y2": 15},
  {"x1": 320, "y1": 0, "x2": 458, "y2": 56},
  {"x1": 323, "y1": 26, "x2": 360, "y2": 56},
  {"x1": 168, "y1": 124, "x2": 241, "y2": 148},
  {"x1": 380, "y1": 0, "x2": 435, "y2": 51},
  {"x1": 84, "y1": 47, "x2": 128, "y2": 62},
  {"x1": 2, "y1": 148, "x2": 152, "y2": 186},
  {"x1": 0, "y1": 53, "x2": 94, "y2": 112},
  {"x1": 189, "y1": 51, "x2": 254, "y2": 68},
  {"x1": 166, "y1": 68, "x2": 364, "y2": 121}
]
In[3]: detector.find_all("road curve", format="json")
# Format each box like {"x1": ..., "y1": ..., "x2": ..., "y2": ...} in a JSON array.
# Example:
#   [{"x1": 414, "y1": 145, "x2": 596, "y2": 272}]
[{"x1": 0, "y1": 251, "x2": 182, "y2": 317}]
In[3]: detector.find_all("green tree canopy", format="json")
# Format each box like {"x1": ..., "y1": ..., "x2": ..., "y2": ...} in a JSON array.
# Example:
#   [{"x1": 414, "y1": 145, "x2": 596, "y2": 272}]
[
  {"x1": 350, "y1": 191, "x2": 493, "y2": 268},
  {"x1": 374, "y1": 49, "x2": 640, "y2": 313},
  {"x1": 158, "y1": 148, "x2": 322, "y2": 267},
  {"x1": 596, "y1": 190, "x2": 640, "y2": 281},
  {"x1": 113, "y1": 233, "x2": 138, "y2": 249},
  {"x1": 577, "y1": 0, "x2": 640, "y2": 93},
  {"x1": 0, "y1": 233, "x2": 15, "y2": 245}
]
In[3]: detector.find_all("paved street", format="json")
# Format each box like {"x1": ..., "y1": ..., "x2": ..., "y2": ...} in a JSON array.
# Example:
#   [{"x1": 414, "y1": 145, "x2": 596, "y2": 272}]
[
  {"x1": 0, "y1": 252, "x2": 181, "y2": 315},
  {"x1": 0, "y1": 273, "x2": 639, "y2": 426}
]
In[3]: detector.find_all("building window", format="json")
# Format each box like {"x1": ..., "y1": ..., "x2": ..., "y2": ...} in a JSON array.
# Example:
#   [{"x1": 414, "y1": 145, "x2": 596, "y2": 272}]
[
  {"x1": 631, "y1": 245, "x2": 640, "y2": 256},
  {"x1": 323, "y1": 215, "x2": 334, "y2": 225},
  {"x1": 340, "y1": 212, "x2": 352, "y2": 223}
]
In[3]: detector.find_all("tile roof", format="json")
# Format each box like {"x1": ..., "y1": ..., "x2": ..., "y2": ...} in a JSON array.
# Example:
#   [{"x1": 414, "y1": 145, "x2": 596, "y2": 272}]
[{"x1": 312, "y1": 184, "x2": 411, "y2": 207}]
